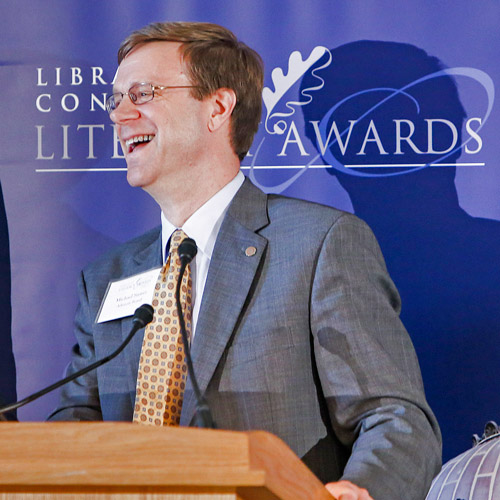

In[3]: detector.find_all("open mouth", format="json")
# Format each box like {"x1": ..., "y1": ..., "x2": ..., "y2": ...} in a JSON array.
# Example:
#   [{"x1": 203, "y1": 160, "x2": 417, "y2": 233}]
[{"x1": 125, "y1": 134, "x2": 155, "y2": 153}]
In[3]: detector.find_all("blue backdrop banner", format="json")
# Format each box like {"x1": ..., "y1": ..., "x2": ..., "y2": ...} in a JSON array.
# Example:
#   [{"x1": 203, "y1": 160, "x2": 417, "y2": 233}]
[{"x1": 1, "y1": 0, "x2": 499, "y2": 462}]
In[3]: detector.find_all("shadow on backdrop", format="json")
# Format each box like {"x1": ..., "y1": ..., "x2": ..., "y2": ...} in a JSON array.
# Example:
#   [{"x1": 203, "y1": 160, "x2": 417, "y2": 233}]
[
  {"x1": 0, "y1": 180, "x2": 16, "y2": 415},
  {"x1": 300, "y1": 40, "x2": 500, "y2": 461}
]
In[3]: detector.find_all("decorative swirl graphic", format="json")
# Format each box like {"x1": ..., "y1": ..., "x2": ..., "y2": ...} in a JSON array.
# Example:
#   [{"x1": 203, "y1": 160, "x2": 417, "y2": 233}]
[
  {"x1": 250, "y1": 66, "x2": 494, "y2": 192},
  {"x1": 318, "y1": 67, "x2": 495, "y2": 178}
]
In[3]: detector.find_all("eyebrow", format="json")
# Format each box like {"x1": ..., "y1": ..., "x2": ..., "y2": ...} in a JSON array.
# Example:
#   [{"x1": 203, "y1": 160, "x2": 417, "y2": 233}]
[{"x1": 112, "y1": 81, "x2": 148, "y2": 93}]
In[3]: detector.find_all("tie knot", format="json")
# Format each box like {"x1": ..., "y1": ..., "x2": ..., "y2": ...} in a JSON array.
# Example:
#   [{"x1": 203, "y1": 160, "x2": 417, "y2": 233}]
[{"x1": 169, "y1": 228, "x2": 189, "y2": 256}]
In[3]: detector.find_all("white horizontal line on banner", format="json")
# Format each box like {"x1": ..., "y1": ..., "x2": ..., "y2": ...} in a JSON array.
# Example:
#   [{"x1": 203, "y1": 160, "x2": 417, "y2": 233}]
[
  {"x1": 36, "y1": 168, "x2": 128, "y2": 172},
  {"x1": 241, "y1": 165, "x2": 326, "y2": 169},
  {"x1": 35, "y1": 162, "x2": 485, "y2": 173},
  {"x1": 344, "y1": 163, "x2": 485, "y2": 168}
]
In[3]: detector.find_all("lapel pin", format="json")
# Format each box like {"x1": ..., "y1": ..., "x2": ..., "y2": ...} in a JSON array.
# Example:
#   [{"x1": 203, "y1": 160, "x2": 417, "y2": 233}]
[{"x1": 245, "y1": 246, "x2": 257, "y2": 257}]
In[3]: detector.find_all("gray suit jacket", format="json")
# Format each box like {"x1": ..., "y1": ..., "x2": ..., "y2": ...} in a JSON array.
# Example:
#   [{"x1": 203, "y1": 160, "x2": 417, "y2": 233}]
[{"x1": 49, "y1": 178, "x2": 441, "y2": 500}]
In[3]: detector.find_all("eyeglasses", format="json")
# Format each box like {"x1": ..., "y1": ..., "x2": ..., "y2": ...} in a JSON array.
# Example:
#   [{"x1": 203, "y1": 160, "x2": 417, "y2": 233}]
[{"x1": 106, "y1": 82, "x2": 199, "y2": 113}]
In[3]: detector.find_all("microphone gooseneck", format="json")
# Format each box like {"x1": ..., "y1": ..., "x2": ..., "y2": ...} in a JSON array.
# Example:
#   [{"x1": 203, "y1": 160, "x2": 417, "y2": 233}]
[
  {"x1": 0, "y1": 304, "x2": 154, "y2": 418},
  {"x1": 176, "y1": 237, "x2": 216, "y2": 429}
]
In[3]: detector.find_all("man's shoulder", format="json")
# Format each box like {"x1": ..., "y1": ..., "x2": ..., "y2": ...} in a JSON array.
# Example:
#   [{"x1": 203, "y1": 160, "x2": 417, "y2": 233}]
[
  {"x1": 268, "y1": 192, "x2": 343, "y2": 216},
  {"x1": 235, "y1": 177, "x2": 365, "y2": 234},
  {"x1": 266, "y1": 192, "x2": 363, "y2": 230}
]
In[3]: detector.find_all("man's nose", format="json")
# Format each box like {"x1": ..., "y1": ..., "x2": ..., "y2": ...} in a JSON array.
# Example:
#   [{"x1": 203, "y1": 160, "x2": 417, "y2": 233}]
[{"x1": 110, "y1": 97, "x2": 140, "y2": 124}]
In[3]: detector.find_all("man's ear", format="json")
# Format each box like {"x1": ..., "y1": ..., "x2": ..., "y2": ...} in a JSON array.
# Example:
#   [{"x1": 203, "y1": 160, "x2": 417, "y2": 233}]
[{"x1": 207, "y1": 88, "x2": 237, "y2": 132}]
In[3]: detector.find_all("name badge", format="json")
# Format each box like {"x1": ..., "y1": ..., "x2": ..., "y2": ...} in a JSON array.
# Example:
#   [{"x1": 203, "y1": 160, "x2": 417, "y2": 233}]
[{"x1": 96, "y1": 267, "x2": 161, "y2": 323}]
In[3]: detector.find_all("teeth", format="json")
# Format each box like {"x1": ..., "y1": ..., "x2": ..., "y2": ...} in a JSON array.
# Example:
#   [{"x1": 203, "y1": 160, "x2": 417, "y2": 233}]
[{"x1": 125, "y1": 134, "x2": 154, "y2": 147}]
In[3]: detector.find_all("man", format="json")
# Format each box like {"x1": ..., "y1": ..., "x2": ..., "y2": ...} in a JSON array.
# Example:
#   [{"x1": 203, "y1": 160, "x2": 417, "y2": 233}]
[{"x1": 49, "y1": 22, "x2": 441, "y2": 500}]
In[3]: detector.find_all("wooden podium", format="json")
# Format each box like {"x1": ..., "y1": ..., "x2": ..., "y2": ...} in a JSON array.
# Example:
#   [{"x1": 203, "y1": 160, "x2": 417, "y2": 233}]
[{"x1": 0, "y1": 423, "x2": 334, "y2": 499}]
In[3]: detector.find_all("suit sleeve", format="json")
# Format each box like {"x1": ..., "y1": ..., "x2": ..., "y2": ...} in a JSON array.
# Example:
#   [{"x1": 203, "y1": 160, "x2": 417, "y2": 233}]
[
  {"x1": 310, "y1": 213, "x2": 441, "y2": 500},
  {"x1": 47, "y1": 270, "x2": 103, "y2": 421}
]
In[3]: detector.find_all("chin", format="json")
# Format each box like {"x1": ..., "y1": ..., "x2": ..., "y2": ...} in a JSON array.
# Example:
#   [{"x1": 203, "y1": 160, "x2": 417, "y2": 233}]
[
  {"x1": 126, "y1": 168, "x2": 147, "y2": 189},
  {"x1": 125, "y1": 160, "x2": 148, "y2": 187}
]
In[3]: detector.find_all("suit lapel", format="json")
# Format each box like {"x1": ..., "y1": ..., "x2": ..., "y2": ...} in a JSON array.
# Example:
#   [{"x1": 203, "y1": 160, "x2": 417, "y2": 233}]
[{"x1": 180, "y1": 179, "x2": 269, "y2": 426}]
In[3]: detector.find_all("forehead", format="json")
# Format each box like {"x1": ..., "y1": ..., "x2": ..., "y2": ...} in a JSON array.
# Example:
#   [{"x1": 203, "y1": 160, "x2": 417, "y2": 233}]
[{"x1": 114, "y1": 41, "x2": 188, "y2": 89}]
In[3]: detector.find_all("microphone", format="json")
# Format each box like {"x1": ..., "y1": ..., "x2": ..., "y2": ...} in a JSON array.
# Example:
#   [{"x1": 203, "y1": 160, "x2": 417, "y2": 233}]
[
  {"x1": 0, "y1": 304, "x2": 154, "y2": 418},
  {"x1": 178, "y1": 237, "x2": 198, "y2": 263},
  {"x1": 176, "y1": 238, "x2": 216, "y2": 429}
]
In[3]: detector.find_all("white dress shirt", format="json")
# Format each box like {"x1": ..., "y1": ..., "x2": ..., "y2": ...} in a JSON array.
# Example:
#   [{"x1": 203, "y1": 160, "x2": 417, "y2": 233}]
[{"x1": 160, "y1": 171, "x2": 245, "y2": 337}]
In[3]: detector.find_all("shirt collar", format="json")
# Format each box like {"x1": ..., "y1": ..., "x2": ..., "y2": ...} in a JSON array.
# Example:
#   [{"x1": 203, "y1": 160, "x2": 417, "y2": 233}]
[{"x1": 161, "y1": 171, "x2": 245, "y2": 262}]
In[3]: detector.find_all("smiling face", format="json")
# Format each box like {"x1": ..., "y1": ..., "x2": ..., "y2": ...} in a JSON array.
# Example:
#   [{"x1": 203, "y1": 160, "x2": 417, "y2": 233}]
[{"x1": 110, "y1": 42, "x2": 214, "y2": 197}]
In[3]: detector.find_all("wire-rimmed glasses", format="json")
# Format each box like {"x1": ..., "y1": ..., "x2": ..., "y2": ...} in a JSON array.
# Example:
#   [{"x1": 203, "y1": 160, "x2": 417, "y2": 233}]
[{"x1": 106, "y1": 82, "x2": 199, "y2": 113}]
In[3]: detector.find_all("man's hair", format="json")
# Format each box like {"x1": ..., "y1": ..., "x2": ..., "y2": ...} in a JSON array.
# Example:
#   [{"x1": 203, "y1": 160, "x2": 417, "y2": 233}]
[{"x1": 118, "y1": 22, "x2": 264, "y2": 161}]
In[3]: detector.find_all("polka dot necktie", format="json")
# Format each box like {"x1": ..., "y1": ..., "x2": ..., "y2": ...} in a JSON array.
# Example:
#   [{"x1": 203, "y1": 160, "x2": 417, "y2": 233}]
[{"x1": 133, "y1": 229, "x2": 193, "y2": 426}]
